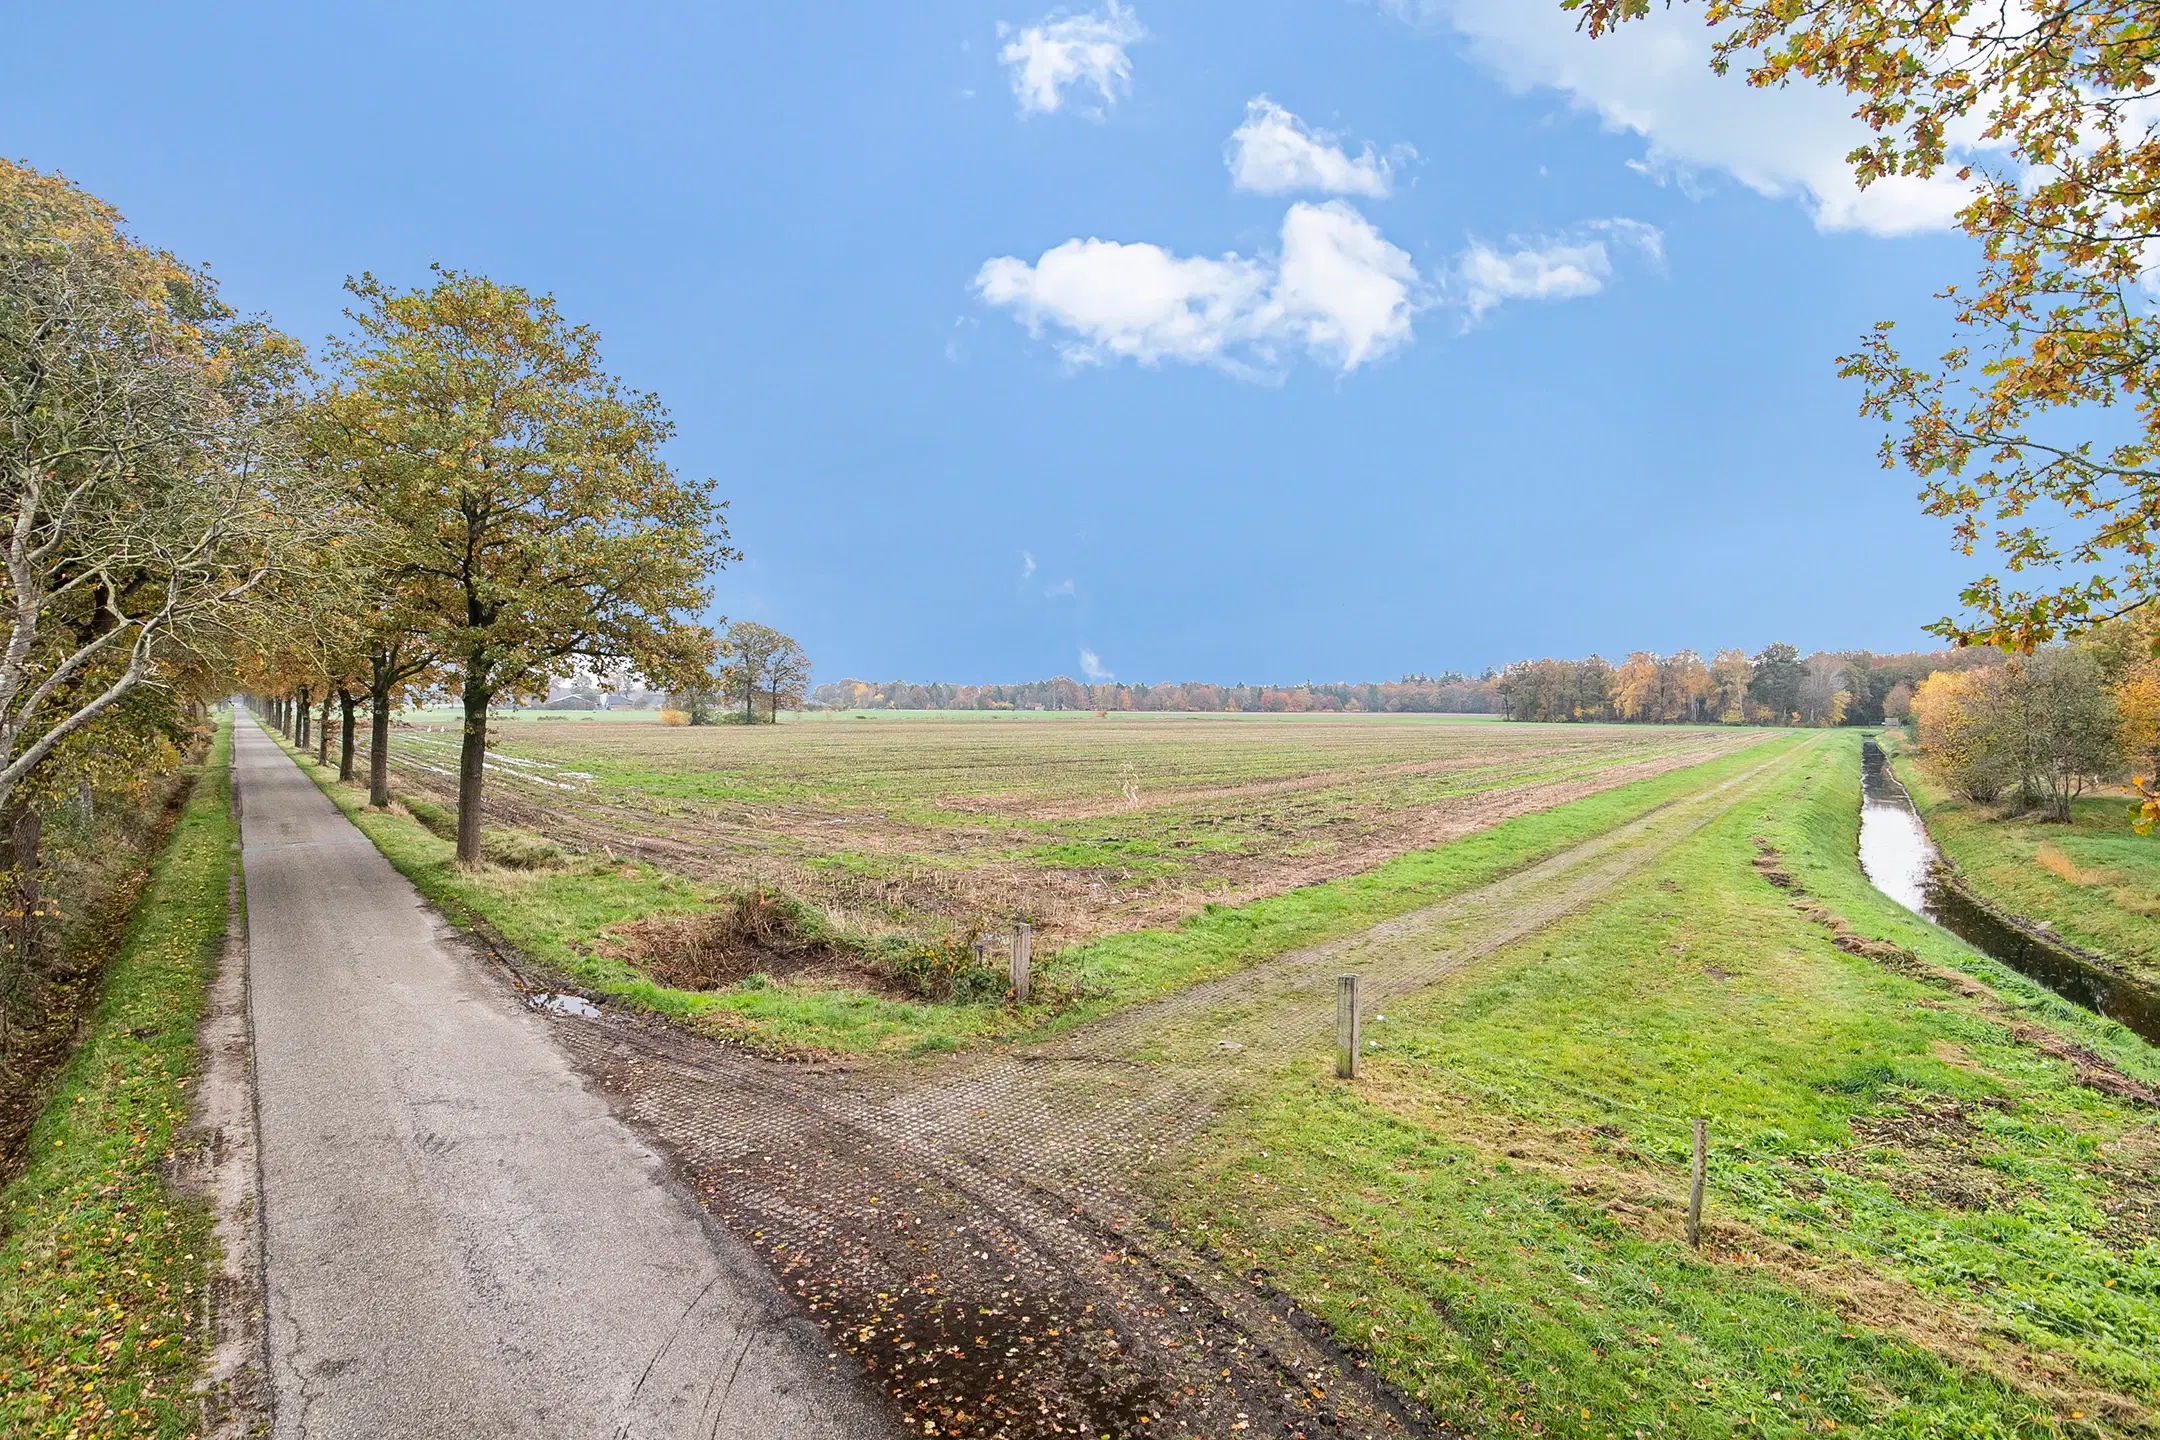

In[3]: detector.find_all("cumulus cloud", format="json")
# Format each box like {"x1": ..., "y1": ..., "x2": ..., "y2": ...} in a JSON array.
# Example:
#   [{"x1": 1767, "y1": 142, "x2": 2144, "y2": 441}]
[
  {"x1": 974, "y1": 200, "x2": 1419, "y2": 376},
  {"x1": 1387, "y1": 0, "x2": 1972, "y2": 236},
  {"x1": 1226, "y1": 98, "x2": 1404, "y2": 198},
  {"x1": 1453, "y1": 219, "x2": 1662, "y2": 321},
  {"x1": 1079, "y1": 648, "x2": 1113, "y2": 681},
  {"x1": 1000, "y1": 2, "x2": 1146, "y2": 118}
]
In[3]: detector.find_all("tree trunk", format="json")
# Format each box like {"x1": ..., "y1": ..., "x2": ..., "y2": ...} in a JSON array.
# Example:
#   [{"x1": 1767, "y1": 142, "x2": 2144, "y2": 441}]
[
  {"x1": 0, "y1": 806, "x2": 38, "y2": 1050},
  {"x1": 367, "y1": 682, "x2": 394, "y2": 808},
  {"x1": 295, "y1": 687, "x2": 310, "y2": 747},
  {"x1": 456, "y1": 677, "x2": 490, "y2": 865},
  {"x1": 317, "y1": 695, "x2": 333, "y2": 766},
  {"x1": 339, "y1": 689, "x2": 358, "y2": 782}
]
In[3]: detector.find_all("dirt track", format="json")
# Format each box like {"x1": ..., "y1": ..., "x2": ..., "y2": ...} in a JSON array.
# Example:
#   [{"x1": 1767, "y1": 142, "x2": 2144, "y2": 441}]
[{"x1": 533, "y1": 743, "x2": 1807, "y2": 1439}]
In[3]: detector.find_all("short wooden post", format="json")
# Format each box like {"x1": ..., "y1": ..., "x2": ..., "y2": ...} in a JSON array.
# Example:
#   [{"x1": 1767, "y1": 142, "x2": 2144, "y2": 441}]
[
  {"x1": 972, "y1": 935, "x2": 988, "y2": 971},
  {"x1": 1335, "y1": 974, "x2": 1361, "y2": 1079},
  {"x1": 1010, "y1": 921, "x2": 1031, "y2": 1004},
  {"x1": 1686, "y1": 1117, "x2": 1706, "y2": 1250}
]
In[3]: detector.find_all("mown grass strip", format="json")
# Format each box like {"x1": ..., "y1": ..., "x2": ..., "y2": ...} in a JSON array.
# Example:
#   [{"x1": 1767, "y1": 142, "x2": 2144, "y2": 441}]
[
  {"x1": 0, "y1": 712, "x2": 233, "y2": 1438},
  {"x1": 275, "y1": 718, "x2": 1800, "y2": 1056}
]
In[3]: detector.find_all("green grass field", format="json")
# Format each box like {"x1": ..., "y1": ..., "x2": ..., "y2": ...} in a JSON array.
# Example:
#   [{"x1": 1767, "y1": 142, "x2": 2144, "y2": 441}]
[
  {"x1": 1897, "y1": 758, "x2": 2160, "y2": 991},
  {"x1": 1162, "y1": 730, "x2": 2159, "y2": 1437},
  {"x1": 0, "y1": 714, "x2": 233, "y2": 1438}
]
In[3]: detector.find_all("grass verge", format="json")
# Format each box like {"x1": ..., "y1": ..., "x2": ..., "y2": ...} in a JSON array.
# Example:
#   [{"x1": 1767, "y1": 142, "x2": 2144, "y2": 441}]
[
  {"x1": 0, "y1": 712, "x2": 234, "y2": 1437},
  {"x1": 273, "y1": 719, "x2": 1802, "y2": 1056},
  {"x1": 1162, "y1": 730, "x2": 2158, "y2": 1438}
]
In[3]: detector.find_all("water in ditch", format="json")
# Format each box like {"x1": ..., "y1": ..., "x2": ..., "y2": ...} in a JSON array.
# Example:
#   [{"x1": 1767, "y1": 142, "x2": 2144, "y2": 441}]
[{"x1": 1858, "y1": 739, "x2": 2160, "y2": 1046}]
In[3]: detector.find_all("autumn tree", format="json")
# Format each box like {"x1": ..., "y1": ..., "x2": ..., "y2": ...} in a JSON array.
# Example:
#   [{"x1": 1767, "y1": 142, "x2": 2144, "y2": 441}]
[
  {"x1": 762, "y1": 633, "x2": 810, "y2": 722},
  {"x1": 1912, "y1": 669, "x2": 2007, "y2": 801},
  {"x1": 718, "y1": 622, "x2": 787, "y2": 722},
  {"x1": 1913, "y1": 650, "x2": 2118, "y2": 816},
  {"x1": 1572, "y1": 0, "x2": 2160, "y2": 651},
  {"x1": 1709, "y1": 649, "x2": 1752, "y2": 723},
  {"x1": 1748, "y1": 643, "x2": 1804, "y2": 724},
  {"x1": 320, "y1": 269, "x2": 730, "y2": 863},
  {"x1": 1612, "y1": 651, "x2": 1657, "y2": 722},
  {"x1": 0, "y1": 161, "x2": 330, "y2": 826},
  {"x1": 1797, "y1": 654, "x2": 1851, "y2": 728},
  {"x1": 667, "y1": 666, "x2": 726, "y2": 726}
]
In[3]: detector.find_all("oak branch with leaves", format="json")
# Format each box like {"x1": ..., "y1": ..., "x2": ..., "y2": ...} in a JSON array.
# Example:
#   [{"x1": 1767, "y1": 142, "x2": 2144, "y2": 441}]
[
  {"x1": 1572, "y1": 0, "x2": 2160, "y2": 653},
  {"x1": 320, "y1": 269, "x2": 733, "y2": 863}
]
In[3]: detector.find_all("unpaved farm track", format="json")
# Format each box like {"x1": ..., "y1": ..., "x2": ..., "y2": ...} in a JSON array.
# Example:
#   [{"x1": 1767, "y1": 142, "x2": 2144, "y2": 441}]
[{"x1": 541, "y1": 743, "x2": 1808, "y2": 1439}]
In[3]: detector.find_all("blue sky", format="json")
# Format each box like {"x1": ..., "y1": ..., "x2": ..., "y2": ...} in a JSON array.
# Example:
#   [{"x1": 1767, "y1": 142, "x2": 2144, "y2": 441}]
[{"x1": 5, "y1": 1, "x2": 1984, "y2": 685}]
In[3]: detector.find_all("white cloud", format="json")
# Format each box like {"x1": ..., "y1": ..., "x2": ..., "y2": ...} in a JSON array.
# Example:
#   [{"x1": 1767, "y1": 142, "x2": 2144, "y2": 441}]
[
  {"x1": 1391, "y1": 0, "x2": 1972, "y2": 236},
  {"x1": 1000, "y1": 3, "x2": 1146, "y2": 118},
  {"x1": 1226, "y1": 98, "x2": 1404, "y2": 198},
  {"x1": 1044, "y1": 578, "x2": 1076, "y2": 597},
  {"x1": 1019, "y1": 551, "x2": 1037, "y2": 580},
  {"x1": 974, "y1": 200, "x2": 1419, "y2": 376},
  {"x1": 1452, "y1": 218, "x2": 1662, "y2": 321},
  {"x1": 1275, "y1": 200, "x2": 1421, "y2": 366},
  {"x1": 1079, "y1": 648, "x2": 1113, "y2": 681}
]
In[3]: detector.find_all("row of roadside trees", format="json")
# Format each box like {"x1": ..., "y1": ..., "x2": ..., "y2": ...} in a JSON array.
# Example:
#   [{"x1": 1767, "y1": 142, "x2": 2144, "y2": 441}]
[{"x1": 1, "y1": 158, "x2": 735, "y2": 892}]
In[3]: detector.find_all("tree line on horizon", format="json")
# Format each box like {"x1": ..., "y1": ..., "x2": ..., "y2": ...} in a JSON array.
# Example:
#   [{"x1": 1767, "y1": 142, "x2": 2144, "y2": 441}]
[
  {"x1": 807, "y1": 646, "x2": 2000, "y2": 725},
  {"x1": 1492, "y1": 644, "x2": 2002, "y2": 727},
  {"x1": 810, "y1": 673, "x2": 1500, "y2": 715}
]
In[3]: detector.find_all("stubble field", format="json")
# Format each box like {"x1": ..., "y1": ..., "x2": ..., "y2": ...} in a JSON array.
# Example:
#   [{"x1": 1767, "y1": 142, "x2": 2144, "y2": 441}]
[{"x1": 375, "y1": 710, "x2": 1774, "y2": 950}]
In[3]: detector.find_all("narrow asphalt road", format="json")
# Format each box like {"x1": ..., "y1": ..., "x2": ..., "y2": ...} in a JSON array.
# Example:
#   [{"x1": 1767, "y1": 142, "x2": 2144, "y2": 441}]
[{"x1": 236, "y1": 714, "x2": 894, "y2": 1439}]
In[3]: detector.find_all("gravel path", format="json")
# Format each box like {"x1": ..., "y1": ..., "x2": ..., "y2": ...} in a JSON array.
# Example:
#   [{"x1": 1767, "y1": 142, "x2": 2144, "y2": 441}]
[{"x1": 235, "y1": 715, "x2": 897, "y2": 1439}]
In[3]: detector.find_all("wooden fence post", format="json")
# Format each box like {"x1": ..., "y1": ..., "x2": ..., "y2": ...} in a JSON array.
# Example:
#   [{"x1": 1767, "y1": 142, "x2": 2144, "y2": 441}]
[
  {"x1": 1010, "y1": 920, "x2": 1031, "y2": 1004},
  {"x1": 1336, "y1": 974, "x2": 1361, "y2": 1079},
  {"x1": 1687, "y1": 1117, "x2": 1707, "y2": 1250}
]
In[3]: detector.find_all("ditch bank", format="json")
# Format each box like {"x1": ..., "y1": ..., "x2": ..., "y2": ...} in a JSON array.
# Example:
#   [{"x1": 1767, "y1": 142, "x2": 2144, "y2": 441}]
[{"x1": 1858, "y1": 739, "x2": 2160, "y2": 1045}]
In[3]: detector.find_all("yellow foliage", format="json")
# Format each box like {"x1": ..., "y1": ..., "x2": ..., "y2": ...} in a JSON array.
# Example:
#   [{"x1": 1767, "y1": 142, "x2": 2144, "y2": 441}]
[{"x1": 658, "y1": 708, "x2": 690, "y2": 727}]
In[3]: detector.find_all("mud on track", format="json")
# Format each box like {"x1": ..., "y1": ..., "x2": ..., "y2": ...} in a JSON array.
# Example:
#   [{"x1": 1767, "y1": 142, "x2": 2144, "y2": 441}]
[{"x1": 540, "y1": 746, "x2": 1807, "y2": 1440}]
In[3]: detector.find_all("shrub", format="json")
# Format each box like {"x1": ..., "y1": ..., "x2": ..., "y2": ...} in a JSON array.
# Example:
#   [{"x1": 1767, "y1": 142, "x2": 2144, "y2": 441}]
[
  {"x1": 885, "y1": 934, "x2": 1009, "y2": 1004},
  {"x1": 658, "y1": 708, "x2": 689, "y2": 726}
]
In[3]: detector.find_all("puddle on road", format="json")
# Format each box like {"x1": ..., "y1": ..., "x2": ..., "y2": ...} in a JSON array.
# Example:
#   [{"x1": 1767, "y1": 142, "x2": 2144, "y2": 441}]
[
  {"x1": 1859, "y1": 740, "x2": 2160, "y2": 1045},
  {"x1": 528, "y1": 992, "x2": 600, "y2": 1019}
]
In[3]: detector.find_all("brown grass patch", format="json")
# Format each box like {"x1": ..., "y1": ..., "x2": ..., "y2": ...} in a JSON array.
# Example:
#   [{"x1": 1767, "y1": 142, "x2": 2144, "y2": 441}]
[{"x1": 2034, "y1": 843, "x2": 2112, "y2": 887}]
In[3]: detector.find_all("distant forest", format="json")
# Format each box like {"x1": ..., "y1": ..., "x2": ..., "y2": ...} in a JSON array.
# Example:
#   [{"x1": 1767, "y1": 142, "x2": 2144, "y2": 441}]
[{"x1": 809, "y1": 645, "x2": 1999, "y2": 726}]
